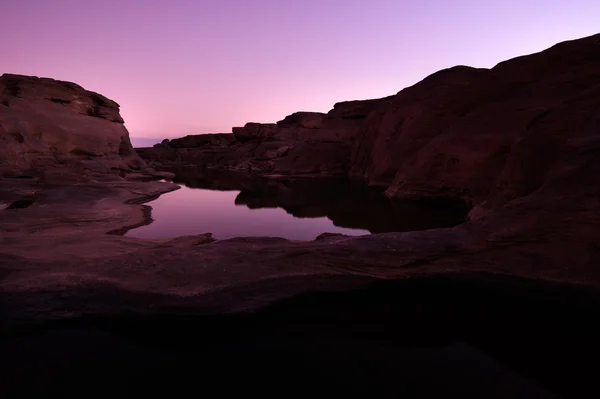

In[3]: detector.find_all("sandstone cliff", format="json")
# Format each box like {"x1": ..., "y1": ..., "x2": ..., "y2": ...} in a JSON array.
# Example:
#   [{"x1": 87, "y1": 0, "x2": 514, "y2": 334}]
[{"x1": 0, "y1": 74, "x2": 145, "y2": 175}]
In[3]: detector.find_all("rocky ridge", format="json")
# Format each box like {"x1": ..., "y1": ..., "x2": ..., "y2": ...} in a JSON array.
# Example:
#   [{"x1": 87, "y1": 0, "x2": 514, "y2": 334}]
[{"x1": 138, "y1": 96, "x2": 392, "y2": 176}]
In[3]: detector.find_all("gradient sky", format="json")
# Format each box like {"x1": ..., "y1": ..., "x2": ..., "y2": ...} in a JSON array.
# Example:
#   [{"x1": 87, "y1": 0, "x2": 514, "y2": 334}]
[{"x1": 2, "y1": 0, "x2": 599, "y2": 141}]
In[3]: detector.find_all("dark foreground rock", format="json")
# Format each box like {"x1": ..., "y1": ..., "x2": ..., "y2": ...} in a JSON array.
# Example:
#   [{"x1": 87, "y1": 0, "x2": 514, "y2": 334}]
[{"x1": 4, "y1": 274, "x2": 599, "y2": 397}]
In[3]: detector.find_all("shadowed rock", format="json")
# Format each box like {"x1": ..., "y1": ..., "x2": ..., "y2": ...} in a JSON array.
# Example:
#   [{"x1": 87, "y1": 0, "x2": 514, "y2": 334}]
[
  {"x1": 167, "y1": 133, "x2": 236, "y2": 148},
  {"x1": 139, "y1": 97, "x2": 391, "y2": 176}
]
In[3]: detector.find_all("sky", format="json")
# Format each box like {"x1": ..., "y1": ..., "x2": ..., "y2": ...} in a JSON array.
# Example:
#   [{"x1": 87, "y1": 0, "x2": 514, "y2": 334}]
[{"x1": 2, "y1": 0, "x2": 599, "y2": 144}]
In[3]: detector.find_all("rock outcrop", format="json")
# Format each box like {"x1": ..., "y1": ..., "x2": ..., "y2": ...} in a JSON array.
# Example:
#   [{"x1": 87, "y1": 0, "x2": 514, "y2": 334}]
[
  {"x1": 166, "y1": 133, "x2": 236, "y2": 148},
  {"x1": 0, "y1": 74, "x2": 146, "y2": 175},
  {"x1": 350, "y1": 34, "x2": 600, "y2": 217},
  {"x1": 138, "y1": 96, "x2": 391, "y2": 176},
  {"x1": 232, "y1": 122, "x2": 278, "y2": 142}
]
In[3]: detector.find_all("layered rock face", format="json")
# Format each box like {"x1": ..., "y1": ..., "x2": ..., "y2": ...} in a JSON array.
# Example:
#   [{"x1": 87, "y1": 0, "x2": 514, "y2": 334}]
[
  {"x1": 139, "y1": 96, "x2": 391, "y2": 176},
  {"x1": 350, "y1": 34, "x2": 600, "y2": 215},
  {"x1": 136, "y1": 133, "x2": 242, "y2": 171},
  {"x1": 0, "y1": 74, "x2": 145, "y2": 175}
]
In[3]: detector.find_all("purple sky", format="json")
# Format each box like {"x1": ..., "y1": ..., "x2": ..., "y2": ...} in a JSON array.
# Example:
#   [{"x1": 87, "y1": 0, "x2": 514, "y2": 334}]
[{"x1": 2, "y1": 0, "x2": 599, "y2": 142}]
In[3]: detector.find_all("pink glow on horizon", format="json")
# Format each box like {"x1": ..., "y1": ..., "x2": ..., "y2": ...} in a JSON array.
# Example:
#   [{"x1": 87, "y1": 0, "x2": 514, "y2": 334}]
[{"x1": 2, "y1": 0, "x2": 599, "y2": 140}]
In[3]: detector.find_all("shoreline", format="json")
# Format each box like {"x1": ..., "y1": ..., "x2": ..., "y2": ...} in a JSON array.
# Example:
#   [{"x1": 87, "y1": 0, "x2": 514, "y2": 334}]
[{"x1": 106, "y1": 185, "x2": 181, "y2": 236}]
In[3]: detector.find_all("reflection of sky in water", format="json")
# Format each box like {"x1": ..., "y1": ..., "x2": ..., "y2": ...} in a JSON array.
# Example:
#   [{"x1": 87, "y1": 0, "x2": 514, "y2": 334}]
[{"x1": 126, "y1": 185, "x2": 368, "y2": 240}]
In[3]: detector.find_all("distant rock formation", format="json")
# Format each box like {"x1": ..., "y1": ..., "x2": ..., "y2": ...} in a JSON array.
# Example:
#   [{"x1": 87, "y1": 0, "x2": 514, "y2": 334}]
[
  {"x1": 232, "y1": 123, "x2": 278, "y2": 142},
  {"x1": 166, "y1": 133, "x2": 236, "y2": 148},
  {"x1": 139, "y1": 96, "x2": 391, "y2": 176},
  {"x1": 0, "y1": 74, "x2": 145, "y2": 175}
]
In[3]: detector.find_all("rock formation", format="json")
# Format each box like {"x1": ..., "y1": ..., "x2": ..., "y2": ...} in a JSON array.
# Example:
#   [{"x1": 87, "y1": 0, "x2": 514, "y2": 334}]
[
  {"x1": 138, "y1": 96, "x2": 391, "y2": 176},
  {"x1": 139, "y1": 35, "x2": 600, "y2": 222},
  {"x1": 165, "y1": 133, "x2": 236, "y2": 148},
  {"x1": 351, "y1": 34, "x2": 600, "y2": 215},
  {"x1": 0, "y1": 74, "x2": 146, "y2": 175},
  {"x1": 130, "y1": 33, "x2": 600, "y2": 291},
  {"x1": 3, "y1": 35, "x2": 600, "y2": 397}
]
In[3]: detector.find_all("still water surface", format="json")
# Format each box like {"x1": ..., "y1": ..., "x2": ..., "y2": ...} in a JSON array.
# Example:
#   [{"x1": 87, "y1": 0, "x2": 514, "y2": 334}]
[
  {"x1": 125, "y1": 169, "x2": 467, "y2": 240},
  {"x1": 126, "y1": 185, "x2": 367, "y2": 240}
]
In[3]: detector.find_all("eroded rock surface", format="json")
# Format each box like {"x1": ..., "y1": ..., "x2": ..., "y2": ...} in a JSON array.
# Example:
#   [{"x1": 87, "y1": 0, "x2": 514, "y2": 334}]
[
  {"x1": 0, "y1": 74, "x2": 148, "y2": 175},
  {"x1": 351, "y1": 34, "x2": 600, "y2": 212}
]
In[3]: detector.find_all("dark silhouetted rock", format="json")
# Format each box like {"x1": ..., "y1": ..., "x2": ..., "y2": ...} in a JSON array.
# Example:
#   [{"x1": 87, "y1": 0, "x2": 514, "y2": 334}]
[
  {"x1": 232, "y1": 123, "x2": 278, "y2": 142},
  {"x1": 350, "y1": 35, "x2": 600, "y2": 215},
  {"x1": 140, "y1": 98, "x2": 390, "y2": 177},
  {"x1": 277, "y1": 112, "x2": 325, "y2": 128},
  {"x1": 168, "y1": 133, "x2": 236, "y2": 148},
  {"x1": 315, "y1": 232, "x2": 346, "y2": 240}
]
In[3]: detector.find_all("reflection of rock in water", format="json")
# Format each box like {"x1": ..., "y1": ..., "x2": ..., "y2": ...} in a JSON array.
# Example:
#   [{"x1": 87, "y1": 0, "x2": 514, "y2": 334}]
[
  {"x1": 167, "y1": 167, "x2": 254, "y2": 191},
  {"x1": 168, "y1": 167, "x2": 468, "y2": 233},
  {"x1": 234, "y1": 178, "x2": 469, "y2": 233}
]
